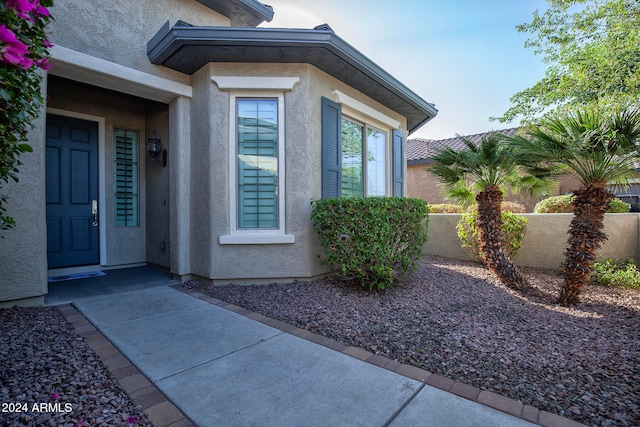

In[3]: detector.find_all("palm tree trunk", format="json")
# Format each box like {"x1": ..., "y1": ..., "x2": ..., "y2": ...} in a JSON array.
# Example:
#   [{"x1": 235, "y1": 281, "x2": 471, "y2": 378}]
[
  {"x1": 559, "y1": 181, "x2": 613, "y2": 305},
  {"x1": 476, "y1": 185, "x2": 528, "y2": 290}
]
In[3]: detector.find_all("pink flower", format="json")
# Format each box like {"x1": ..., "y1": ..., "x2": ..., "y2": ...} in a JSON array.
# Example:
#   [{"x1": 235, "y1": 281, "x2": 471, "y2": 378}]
[
  {"x1": 0, "y1": 24, "x2": 35, "y2": 69},
  {"x1": 0, "y1": 24, "x2": 19, "y2": 44},
  {"x1": 34, "y1": 5, "x2": 50, "y2": 17},
  {"x1": 35, "y1": 57, "x2": 51, "y2": 70},
  {"x1": 2, "y1": 41, "x2": 32, "y2": 68},
  {"x1": 43, "y1": 38, "x2": 53, "y2": 48},
  {"x1": 6, "y1": 0, "x2": 37, "y2": 19}
]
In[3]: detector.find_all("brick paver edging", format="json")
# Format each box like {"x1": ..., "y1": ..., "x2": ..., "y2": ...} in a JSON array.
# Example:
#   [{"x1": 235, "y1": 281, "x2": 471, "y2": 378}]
[
  {"x1": 174, "y1": 285, "x2": 586, "y2": 427},
  {"x1": 57, "y1": 304, "x2": 194, "y2": 427}
]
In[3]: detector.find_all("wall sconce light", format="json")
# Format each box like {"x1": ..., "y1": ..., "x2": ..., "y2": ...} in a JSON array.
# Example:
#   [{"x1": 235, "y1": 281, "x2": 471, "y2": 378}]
[{"x1": 147, "y1": 130, "x2": 166, "y2": 166}]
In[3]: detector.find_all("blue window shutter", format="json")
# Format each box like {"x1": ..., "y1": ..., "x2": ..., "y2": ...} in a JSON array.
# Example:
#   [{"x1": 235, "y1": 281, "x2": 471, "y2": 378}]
[
  {"x1": 321, "y1": 97, "x2": 342, "y2": 199},
  {"x1": 392, "y1": 129, "x2": 405, "y2": 197}
]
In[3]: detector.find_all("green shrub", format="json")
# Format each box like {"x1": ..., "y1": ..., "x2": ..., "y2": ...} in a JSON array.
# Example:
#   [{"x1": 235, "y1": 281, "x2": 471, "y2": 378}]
[
  {"x1": 466, "y1": 201, "x2": 526, "y2": 213},
  {"x1": 589, "y1": 258, "x2": 640, "y2": 289},
  {"x1": 534, "y1": 195, "x2": 574, "y2": 213},
  {"x1": 534, "y1": 195, "x2": 630, "y2": 213},
  {"x1": 310, "y1": 197, "x2": 429, "y2": 290},
  {"x1": 429, "y1": 203, "x2": 464, "y2": 213},
  {"x1": 456, "y1": 211, "x2": 528, "y2": 262},
  {"x1": 609, "y1": 198, "x2": 632, "y2": 213},
  {"x1": 499, "y1": 201, "x2": 527, "y2": 213}
]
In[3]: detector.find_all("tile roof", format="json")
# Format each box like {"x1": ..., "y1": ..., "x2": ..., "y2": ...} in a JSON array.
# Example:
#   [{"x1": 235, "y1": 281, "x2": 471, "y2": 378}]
[{"x1": 407, "y1": 127, "x2": 521, "y2": 163}]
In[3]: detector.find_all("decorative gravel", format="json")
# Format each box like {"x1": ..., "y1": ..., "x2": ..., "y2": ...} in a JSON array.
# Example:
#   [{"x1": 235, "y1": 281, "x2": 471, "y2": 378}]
[
  {"x1": 188, "y1": 255, "x2": 640, "y2": 427},
  {"x1": 0, "y1": 306, "x2": 151, "y2": 427}
]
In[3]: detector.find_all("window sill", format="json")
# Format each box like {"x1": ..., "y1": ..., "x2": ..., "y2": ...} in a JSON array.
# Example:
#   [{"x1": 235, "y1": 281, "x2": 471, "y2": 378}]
[{"x1": 219, "y1": 234, "x2": 296, "y2": 245}]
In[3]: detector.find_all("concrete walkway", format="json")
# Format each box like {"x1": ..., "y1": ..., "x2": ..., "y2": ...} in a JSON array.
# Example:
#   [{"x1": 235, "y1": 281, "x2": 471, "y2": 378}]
[{"x1": 66, "y1": 284, "x2": 584, "y2": 427}]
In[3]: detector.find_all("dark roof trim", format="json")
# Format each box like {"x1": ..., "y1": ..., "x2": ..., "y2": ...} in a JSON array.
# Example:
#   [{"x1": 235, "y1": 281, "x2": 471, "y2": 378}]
[
  {"x1": 147, "y1": 24, "x2": 437, "y2": 133},
  {"x1": 196, "y1": 0, "x2": 273, "y2": 27},
  {"x1": 408, "y1": 159, "x2": 434, "y2": 166}
]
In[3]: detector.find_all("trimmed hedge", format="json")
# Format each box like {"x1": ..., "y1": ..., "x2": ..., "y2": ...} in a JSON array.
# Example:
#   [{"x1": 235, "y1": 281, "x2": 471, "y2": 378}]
[
  {"x1": 466, "y1": 201, "x2": 527, "y2": 213},
  {"x1": 311, "y1": 197, "x2": 429, "y2": 289},
  {"x1": 429, "y1": 203, "x2": 465, "y2": 213},
  {"x1": 534, "y1": 195, "x2": 630, "y2": 213}
]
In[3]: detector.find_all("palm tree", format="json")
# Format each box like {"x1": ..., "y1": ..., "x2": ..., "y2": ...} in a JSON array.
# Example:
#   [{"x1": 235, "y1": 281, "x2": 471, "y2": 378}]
[
  {"x1": 431, "y1": 133, "x2": 552, "y2": 290},
  {"x1": 509, "y1": 107, "x2": 640, "y2": 305}
]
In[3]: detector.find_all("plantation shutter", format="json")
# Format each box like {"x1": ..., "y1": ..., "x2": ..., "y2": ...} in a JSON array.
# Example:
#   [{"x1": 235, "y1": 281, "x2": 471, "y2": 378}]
[
  {"x1": 392, "y1": 129, "x2": 405, "y2": 197},
  {"x1": 114, "y1": 129, "x2": 138, "y2": 226},
  {"x1": 237, "y1": 99, "x2": 278, "y2": 229},
  {"x1": 321, "y1": 97, "x2": 342, "y2": 199}
]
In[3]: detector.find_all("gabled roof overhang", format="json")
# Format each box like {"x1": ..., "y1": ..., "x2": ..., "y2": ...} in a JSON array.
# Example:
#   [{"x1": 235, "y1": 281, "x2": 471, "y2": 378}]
[
  {"x1": 147, "y1": 24, "x2": 437, "y2": 133},
  {"x1": 196, "y1": 0, "x2": 273, "y2": 27}
]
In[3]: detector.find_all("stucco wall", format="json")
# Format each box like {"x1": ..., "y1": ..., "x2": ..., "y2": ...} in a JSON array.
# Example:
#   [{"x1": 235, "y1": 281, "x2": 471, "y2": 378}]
[
  {"x1": 48, "y1": 0, "x2": 229, "y2": 83},
  {"x1": 145, "y1": 104, "x2": 171, "y2": 268},
  {"x1": 194, "y1": 63, "x2": 325, "y2": 282},
  {"x1": 407, "y1": 163, "x2": 443, "y2": 204},
  {"x1": 188, "y1": 62, "x2": 408, "y2": 283},
  {"x1": 47, "y1": 76, "x2": 148, "y2": 267},
  {"x1": 424, "y1": 213, "x2": 640, "y2": 269},
  {"x1": 0, "y1": 75, "x2": 48, "y2": 307}
]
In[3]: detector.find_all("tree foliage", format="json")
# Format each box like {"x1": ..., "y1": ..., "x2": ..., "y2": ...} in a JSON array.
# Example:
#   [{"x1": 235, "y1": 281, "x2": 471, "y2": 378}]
[
  {"x1": 430, "y1": 133, "x2": 550, "y2": 290},
  {"x1": 496, "y1": 0, "x2": 640, "y2": 123},
  {"x1": 508, "y1": 106, "x2": 640, "y2": 304}
]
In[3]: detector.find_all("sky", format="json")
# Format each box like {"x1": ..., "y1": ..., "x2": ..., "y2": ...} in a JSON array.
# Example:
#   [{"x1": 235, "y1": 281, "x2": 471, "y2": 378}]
[{"x1": 260, "y1": 0, "x2": 550, "y2": 140}]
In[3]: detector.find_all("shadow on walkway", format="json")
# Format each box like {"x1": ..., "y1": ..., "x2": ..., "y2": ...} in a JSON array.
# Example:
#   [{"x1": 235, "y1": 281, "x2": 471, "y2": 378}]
[{"x1": 46, "y1": 265, "x2": 177, "y2": 306}]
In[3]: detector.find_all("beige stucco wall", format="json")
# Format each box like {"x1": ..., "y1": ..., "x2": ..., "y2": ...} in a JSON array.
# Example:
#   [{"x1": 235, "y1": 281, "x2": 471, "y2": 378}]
[
  {"x1": 407, "y1": 163, "x2": 443, "y2": 204},
  {"x1": 145, "y1": 104, "x2": 171, "y2": 268},
  {"x1": 188, "y1": 62, "x2": 408, "y2": 283},
  {"x1": 0, "y1": 75, "x2": 48, "y2": 307},
  {"x1": 424, "y1": 213, "x2": 640, "y2": 269},
  {"x1": 47, "y1": 0, "x2": 230, "y2": 84}
]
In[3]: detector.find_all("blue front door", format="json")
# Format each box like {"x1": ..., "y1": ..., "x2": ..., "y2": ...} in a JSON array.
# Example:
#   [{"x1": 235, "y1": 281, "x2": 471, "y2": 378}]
[{"x1": 46, "y1": 114, "x2": 100, "y2": 268}]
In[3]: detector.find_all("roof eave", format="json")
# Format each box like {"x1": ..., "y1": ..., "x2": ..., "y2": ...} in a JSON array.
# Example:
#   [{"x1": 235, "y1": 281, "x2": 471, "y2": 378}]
[
  {"x1": 147, "y1": 25, "x2": 437, "y2": 132},
  {"x1": 196, "y1": 0, "x2": 274, "y2": 27}
]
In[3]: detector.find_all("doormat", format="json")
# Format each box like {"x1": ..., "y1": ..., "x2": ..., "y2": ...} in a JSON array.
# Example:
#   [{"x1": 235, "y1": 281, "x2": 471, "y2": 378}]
[{"x1": 48, "y1": 271, "x2": 106, "y2": 283}]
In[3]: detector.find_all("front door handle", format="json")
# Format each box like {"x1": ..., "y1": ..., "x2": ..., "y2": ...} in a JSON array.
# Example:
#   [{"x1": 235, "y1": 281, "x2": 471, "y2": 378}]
[{"x1": 91, "y1": 199, "x2": 98, "y2": 227}]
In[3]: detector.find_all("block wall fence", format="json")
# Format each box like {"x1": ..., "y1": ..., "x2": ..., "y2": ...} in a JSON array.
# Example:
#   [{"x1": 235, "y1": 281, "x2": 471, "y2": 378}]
[{"x1": 424, "y1": 213, "x2": 640, "y2": 270}]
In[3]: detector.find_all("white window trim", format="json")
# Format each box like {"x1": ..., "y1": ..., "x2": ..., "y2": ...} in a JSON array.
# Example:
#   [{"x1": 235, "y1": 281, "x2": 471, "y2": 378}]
[
  {"x1": 212, "y1": 76, "x2": 300, "y2": 91},
  {"x1": 331, "y1": 90, "x2": 401, "y2": 130},
  {"x1": 216, "y1": 78, "x2": 297, "y2": 245}
]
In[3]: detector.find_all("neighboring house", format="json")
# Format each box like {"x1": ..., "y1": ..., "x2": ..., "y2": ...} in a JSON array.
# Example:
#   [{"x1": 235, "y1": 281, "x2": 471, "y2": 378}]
[
  {"x1": 0, "y1": 0, "x2": 438, "y2": 306},
  {"x1": 406, "y1": 128, "x2": 581, "y2": 210}
]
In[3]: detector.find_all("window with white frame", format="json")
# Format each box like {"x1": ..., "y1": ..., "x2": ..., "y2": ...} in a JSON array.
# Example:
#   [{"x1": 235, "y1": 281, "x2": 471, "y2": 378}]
[
  {"x1": 341, "y1": 118, "x2": 387, "y2": 197},
  {"x1": 321, "y1": 92, "x2": 405, "y2": 199},
  {"x1": 236, "y1": 98, "x2": 279, "y2": 229},
  {"x1": 227, "y1": 91, "x2": 287, "y2": 239},
  {"x1": 212, "y1": 75, "x2": 299, "y2": 244}
]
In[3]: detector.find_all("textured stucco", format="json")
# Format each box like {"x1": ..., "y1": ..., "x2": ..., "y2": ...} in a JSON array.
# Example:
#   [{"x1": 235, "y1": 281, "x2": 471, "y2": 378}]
[
  {"x1": 424, "y1": 213, "x2": 640, "y2": 270},
  {"x1": 48, "y1": 0, "x2": 230, "y2": 83},
  {"x1": 169, "y1": 96, "x2": 192, "y2": 276},
  {"x1": 0, "y1": 76, "x2": 48, "y2": 305},
  {"x1": 407, "y1": 163, "x2": 445, "y2": 205},
  {"x1": 145, "y1": 103, "x2": 171, "y2": 268}
]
